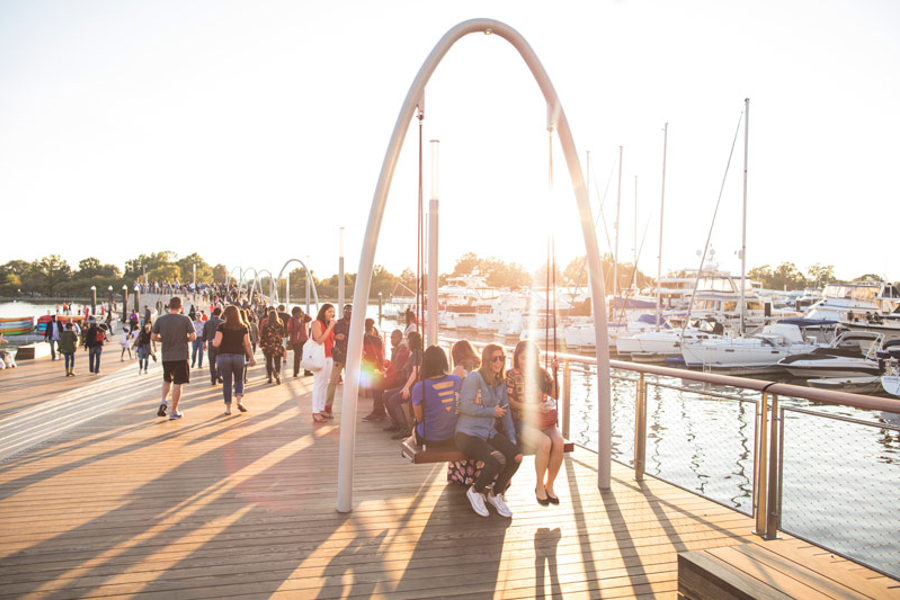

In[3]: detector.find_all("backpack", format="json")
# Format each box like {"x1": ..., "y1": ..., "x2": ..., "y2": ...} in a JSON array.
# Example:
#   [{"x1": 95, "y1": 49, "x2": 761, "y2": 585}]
[{"x1": 94, "y1": 328, "x2": 105, "y2": 343}]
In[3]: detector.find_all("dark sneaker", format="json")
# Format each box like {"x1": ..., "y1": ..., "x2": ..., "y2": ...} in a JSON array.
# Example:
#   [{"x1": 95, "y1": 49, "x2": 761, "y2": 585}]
[
  {"x1": 362, "y1": 413, "x2": 386, "y2": 422},
  {"x1": 157, "y1": 404, "x2": 168, "y2": 417},
  {"x1": 391, "y1": 429, "x2": 411, "y2": 440}
]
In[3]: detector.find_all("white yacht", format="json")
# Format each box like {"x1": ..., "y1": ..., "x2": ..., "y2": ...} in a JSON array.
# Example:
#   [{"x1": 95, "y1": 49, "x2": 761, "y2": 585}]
[
  {"x1": 680, "y1": 323, "x2": 819, "y2": 374},
  {"x1": 841, "y1": 283, "x2": 900, "y2": 342},
  {"x1": 804, "y1": 282, "x2": 881, "y2": 322}
]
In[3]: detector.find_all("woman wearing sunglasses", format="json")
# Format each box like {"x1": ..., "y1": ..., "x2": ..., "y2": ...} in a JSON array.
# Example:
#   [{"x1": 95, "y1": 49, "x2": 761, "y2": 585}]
[{"x1": 455, "y1": 343, "x2": 522, "y2": 518}]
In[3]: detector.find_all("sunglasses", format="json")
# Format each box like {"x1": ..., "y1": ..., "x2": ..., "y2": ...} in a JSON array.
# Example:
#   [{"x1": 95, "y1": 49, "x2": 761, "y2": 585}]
[{"x1": 491, "y1": 355, "x2": 506, "y2": 363}]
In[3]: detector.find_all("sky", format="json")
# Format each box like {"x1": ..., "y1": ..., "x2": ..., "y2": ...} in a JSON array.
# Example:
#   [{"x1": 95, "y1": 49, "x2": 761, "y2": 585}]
[{"x1": 1, "y1": 0, "x2": 898, "y2": 284}]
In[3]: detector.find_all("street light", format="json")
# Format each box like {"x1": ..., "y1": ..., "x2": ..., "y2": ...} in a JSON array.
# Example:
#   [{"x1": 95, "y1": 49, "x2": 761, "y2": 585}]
[
  {"x1": 107, "y1": 286, "x2": 114, "y2": 330},
  {"x1": 133, "y1": 283, "x2": 141, "y2": 314},
  {"x1": 90, "y1": 285, "x2": 97, "y2": 316},
  {"x1": 122, "y1": 285, "x2": 128, "y2": 325}
]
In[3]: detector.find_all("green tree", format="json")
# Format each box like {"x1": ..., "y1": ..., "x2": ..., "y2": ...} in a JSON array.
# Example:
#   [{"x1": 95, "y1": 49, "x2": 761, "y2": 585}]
[
  {"x1": 770, "y1": 262, "x2": 807, "y2": 291},
  {"x1": 451, "y1": 252, "x2": 484, "y2": 277},
  {"x1": 176, "y1": 253, "x2": 213, "y2": 284},
  {"x1": 30, "y1": 255, "x2": 72, "y2": 295},
  {"x1": 148, "y1": 264, "x2": 181, "y2": 283},
  {"x1": 0, "y1": 260, "x2": 30, "y2": 286},
  {"x1": 748, "y1": 265, "x2": 773, "y2": 287},
  {"x1": 806, "y1": 263, "x2": 837, "y2": 288},
  {"x1": 371, "y1": 264, "x2": 397, "y2": 298},
  {"x1": 212, "y1": 264, "x2": 228, "y2": 283},
  {"x1": 852, "y1": 273, "x2": 884, "y2": 284}
]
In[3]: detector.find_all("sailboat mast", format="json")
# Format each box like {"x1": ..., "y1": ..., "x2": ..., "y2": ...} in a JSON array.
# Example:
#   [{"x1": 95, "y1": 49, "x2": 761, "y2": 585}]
[
  {"x1": 633, "y1": 175, "x2": 638, "y2": 294},
  {"x1": 740, "y1": 98, "x2": 749, "y2": 334},
  {"x1": 657, "y1": 123, "x2": 668, "y2": 332},
  {"x1": 614, "y1": 145, "x2": 622, "y2": 298}
]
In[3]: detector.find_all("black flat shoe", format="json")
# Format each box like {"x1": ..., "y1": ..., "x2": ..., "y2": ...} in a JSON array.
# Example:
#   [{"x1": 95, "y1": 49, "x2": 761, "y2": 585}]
[
  {"x1": 536, "y1": 490, "x2": 550, "y2": 506},
  {"x1": 546, "y1": 490, "x2": 560, "y2": 505}
]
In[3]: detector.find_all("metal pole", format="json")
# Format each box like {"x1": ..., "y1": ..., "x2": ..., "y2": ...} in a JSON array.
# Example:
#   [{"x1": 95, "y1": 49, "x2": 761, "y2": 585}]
[
  {"x1": 427, "y1": 140, "x2": 440, "y2": 347},
  {"x1": 122, "y1": 286, "x2": 128, "y2": 324},
  {"x1": 614, "y1": 145, "x2": 622, "y2": 298},
  {"x1": 739, "y1": 98, "x2": 750, "y2": 335},
  {"x1": 133, "y1": 284, "x2": 140, "y2": 314},
  {"x1": 338, "y1": 228, "x2": 345, "y2": 311},
  {"x1": 286, "y1": 270, "x2": 290, "y2": 307},
  {"x1": 657, "y1": 123, "x2": 667, "y2": 331},
  {"x1": 561, "y1": 359, "x2": 571, "y2": 440},
  {"x1": 90, "y1": 286, "x2": 96, "y2": 315},
  {"x1": 305, "y1": 255, "x2": 311, "y2": 316},
  {"x1": 378, "y1": 292, "x2": 383, "y2": 325},
  {"x1": 765, "y1": 394, "x2": 781, "y2": 539},
  {"x1": 337, "y1": 19, "x2": 612, "y2": 513},
  {"x1": 753, "y1": 392, "x2": 769, "y2": 536},
  {"x1": 634, "y1": 372, "x2": 646, "y2": 481}
]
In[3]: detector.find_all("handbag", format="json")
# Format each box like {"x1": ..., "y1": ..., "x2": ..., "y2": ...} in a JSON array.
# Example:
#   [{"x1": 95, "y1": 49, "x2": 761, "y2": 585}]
[
  {"x1": 300, "y1": 340, "x2": 326, "y2": 371},
  {"x1": 537, "y1": 408, "x2": 558, "y2": 429}
]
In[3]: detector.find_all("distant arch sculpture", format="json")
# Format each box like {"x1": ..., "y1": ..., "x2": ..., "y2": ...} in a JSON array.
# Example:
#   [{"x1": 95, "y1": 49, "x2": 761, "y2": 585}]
[
  {"x1": 274, "y1": 258, "x2": 320, "y2": 313},
  {"x1": 249, "y1": 269, "x2": 276, "y2": 301},
  {"x1": 337, "y1": 18, "x2": 612, "y2": 513},
  {"x1": 240, "y1": 268, "x2": 258, "y2": 292},
  {"x1": 229, "y1": 266, "x2": 244, "y2": 288}
]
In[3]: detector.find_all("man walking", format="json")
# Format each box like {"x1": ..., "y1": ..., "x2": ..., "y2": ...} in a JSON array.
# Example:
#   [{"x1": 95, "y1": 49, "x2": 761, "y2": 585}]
[
  {"x1": 203, "y1": 307, "x2": 224, "y2": 385},
  {"x1": 324, "y1": 304, "x2": 352, "y2": 418},
  {"x1": 151, "y1": 297, "x2": 196, "y2": 420},
  {"x1": 44, "y1": 314, "x2": 62, "y2": 360},
  {"x1": 83, "y1": 317, "x2": 106, "y2": 374}
]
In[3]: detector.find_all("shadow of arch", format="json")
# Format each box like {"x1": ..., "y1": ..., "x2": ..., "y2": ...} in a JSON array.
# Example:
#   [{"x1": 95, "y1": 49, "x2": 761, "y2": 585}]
[
  {"x1": 337, "y1": 17, "x2": 614, "y2": 512},
  {"x1": 274, "y1": 258, "x2": 320, "y2": 314}
]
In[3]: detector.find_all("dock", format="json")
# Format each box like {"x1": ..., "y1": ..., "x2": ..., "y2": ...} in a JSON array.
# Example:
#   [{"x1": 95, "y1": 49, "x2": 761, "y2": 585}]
[{"x1": 1, "y1": 352, "x2": 897, "y2": 598}]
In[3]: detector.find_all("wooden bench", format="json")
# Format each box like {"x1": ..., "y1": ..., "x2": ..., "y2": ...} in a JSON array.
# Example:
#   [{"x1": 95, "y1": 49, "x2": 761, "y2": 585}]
[
  {"x1": 678, "y1": 541, "x2": 890, "y2": 600},
  {"x1": 401, "y1": 438, "x2": 574, "y2": 464}
]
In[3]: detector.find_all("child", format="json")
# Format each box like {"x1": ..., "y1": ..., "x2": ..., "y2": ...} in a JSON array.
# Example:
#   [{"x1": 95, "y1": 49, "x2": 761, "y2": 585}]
[{"x1": 120, "y1": 326, "x2": 133, "y2": 361}]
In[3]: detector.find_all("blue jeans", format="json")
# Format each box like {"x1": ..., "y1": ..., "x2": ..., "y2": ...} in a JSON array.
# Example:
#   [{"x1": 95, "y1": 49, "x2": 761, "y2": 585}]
[
  {"x1": 217, "y1": 353, "x2": 245, "y2": 405},
  {"x1": 63, "y1": 352, "x2": 75, "y2": 371},
  {"x1": 385, "y1": 385, "x2": 408, "y2": 430},
  {"x1": 137, "y1": 345, "x2": 150, "y2": 371},
  {"x1": 191, "y1": 338, "x2": 204, "y2": 368},
  {"x1": 89, "y1": 346, "x2": 102, "y2": 373}
]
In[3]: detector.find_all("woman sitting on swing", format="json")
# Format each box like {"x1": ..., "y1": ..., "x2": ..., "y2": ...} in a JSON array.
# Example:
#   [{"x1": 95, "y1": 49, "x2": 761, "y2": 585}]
[
  {"x1": 410, "y1": 345, "x2": 460, "y2": 448},
  {"x1": 506, "y1": 340, "x2": 563, "y2": 506}
]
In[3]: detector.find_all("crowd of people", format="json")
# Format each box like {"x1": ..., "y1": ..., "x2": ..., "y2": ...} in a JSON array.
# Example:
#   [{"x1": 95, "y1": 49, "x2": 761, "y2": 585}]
[{"x1": 40, "y1": 287, "x2": 566, "y2": 520}]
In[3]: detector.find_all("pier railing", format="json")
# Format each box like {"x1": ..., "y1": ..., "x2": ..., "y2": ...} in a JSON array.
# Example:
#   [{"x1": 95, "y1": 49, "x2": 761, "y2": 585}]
[{"x1": 440, "y1": 338, "x2": 900, "y2": 579}]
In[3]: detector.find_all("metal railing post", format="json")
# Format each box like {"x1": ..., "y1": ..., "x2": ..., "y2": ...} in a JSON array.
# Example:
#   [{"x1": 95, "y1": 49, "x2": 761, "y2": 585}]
[
  {"x1": 634, "y1": 372, "x2": 647, "y2": 481},
  {"x1": 753, "y1": 392, "x2": 770, "y2": 537},
  {"x1": 561, "y1": 359, "x2": 571, "y2": 440},
  {"x1": 765, "y1": 394, "x2": 782, "y2": 539}
]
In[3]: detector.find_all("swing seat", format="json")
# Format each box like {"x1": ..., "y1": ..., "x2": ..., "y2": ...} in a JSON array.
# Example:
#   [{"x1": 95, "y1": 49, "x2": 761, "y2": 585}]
[{"x1": 400, "y1": 437, "x2": 574, "y2": 464}]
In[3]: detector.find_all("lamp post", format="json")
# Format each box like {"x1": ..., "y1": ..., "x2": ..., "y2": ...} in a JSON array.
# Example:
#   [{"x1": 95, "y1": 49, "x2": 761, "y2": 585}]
[
  {"x1": 338, "y1": 227, "x2": 345, "y2": 310},
  {"x1": 133, "y1": 283, "x2": 140, "y2": 314},
  {"x1": 90, "y1": 286, "x2": 97, "y2": 316},
  {"x1": 378, "y1": 292, "x2": 383, "y2": 325},
  {"x1": 107, "y1": 286, "x2": 114, "y2": 331},
  {"x1": 122, "y1": 285, "x2": 128, "y2": 325}
]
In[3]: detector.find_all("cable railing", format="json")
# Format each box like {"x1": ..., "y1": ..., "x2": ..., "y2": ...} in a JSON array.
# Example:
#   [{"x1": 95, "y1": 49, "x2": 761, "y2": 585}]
[{"x1": 439, "y1": 337, "x2": 900, "y2": 580}]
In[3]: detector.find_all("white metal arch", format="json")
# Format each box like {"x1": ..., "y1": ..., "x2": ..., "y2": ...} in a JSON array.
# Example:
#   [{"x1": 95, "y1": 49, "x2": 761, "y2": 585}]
[
  {"x1": 241, "y1": 268, "x2": 258, "y2": 292},
  {"x1": 274, "y1": 258, "x2": 320, "y2": 313},
  {"x1": 249, "y1": 269, "x2": 276, "y2": 302},
  {"x1": 337, "y1": 18, "x2": 612, "y2": 512},
  {"x1": 229, "y1": 266, "x2": 244, "y2": 288}
]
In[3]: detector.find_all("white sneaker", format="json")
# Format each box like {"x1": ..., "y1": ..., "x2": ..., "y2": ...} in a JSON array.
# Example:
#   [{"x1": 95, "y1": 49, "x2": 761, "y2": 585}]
[
  {"x1": 487, "y1": 491, "x2": 513, "y2": 518},
  {"x1": 466, "y1": 486, "x2": 489, "y2": 517}
]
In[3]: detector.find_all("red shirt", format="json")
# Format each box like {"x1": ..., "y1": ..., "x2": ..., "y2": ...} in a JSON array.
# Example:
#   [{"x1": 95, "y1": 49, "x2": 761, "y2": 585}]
[{"x1": 316, "y1": 319, "x2": 335, "y2": 358}]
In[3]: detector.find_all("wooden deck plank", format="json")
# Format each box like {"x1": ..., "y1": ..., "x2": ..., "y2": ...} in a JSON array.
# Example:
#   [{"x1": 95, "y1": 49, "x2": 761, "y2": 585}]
[{"x1": 0, "y1": 354, "x2": 895, "y2": 599}]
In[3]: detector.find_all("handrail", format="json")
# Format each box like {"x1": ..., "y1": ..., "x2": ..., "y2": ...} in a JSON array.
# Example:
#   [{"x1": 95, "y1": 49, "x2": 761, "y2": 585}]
[{"x1": 446, "y1": 341, "x2": 900, "y2": 413}]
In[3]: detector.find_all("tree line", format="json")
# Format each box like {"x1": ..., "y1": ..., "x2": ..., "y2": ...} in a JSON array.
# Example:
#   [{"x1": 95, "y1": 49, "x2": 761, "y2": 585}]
[{"x1": 0, "y1": 251, "x2": 876, "y2": 299}]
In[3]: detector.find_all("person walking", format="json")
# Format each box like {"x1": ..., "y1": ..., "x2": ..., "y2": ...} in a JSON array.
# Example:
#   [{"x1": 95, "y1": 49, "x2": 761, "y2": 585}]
[
  {"x1": 119, "y1": 325, "x2": 134, "y2": 361},
  {"x1": 134, "y1": 321, "x2": 155, "y2": 374},
  {"x1": 59, "y1": 323, "x2": 79, "y2": 376},
  {"x1": 260, "y1": 307, "x2": 285, "y2": 384},
  {"x1": 44, "y1": 314, "x2": 62, "y2": 360},
  {"x1": 310, "y1": 304, "x2": 336, "y2": 423},
  {"x1": 212, "y1": 305, "x2": 256, "y2": 415},
  {"x1": 203, "y1": 307, "x2": 223, "y2": 385},
  {"x1": 191, "y1": 314, "x2": 205, "y2": 369},
  {"x1": 83, "y1": 317, "x2": 106, "y2": 375},
  {"x1": 151, "y1": 297, "x2": 196, "y2": 420},
  {"x1": 325, "y1": 304, "x2": 352, "y2": 418},
  {"x1": 287, "y1": 306, "x2": 311, "y2": 378}
]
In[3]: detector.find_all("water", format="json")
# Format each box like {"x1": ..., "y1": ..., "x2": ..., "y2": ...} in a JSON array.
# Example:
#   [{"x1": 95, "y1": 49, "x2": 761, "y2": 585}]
[{"x1": 567, "y1": 363, "x2": 900, "y2": 578}]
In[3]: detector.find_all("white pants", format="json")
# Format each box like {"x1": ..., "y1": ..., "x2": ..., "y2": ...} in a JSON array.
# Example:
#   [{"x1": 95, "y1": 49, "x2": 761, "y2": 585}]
[{"x1": 312, "y1": 357, "x2": 333, "y2": 414}]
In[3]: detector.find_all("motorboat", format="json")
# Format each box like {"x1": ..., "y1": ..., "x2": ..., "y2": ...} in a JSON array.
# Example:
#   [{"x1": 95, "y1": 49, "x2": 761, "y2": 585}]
[
  {"x1": 680, "y1": 323, "x2": 819, "y2": 373},
  {"x1": 841, "y1": 283, "x2": 900, "y2": 343},
  {"x1": 804, "y1": 282, "x2": 881, "y2": 322},
  {"x1": 807, "y1": 376, "x2": 883, "y2": 395},
  {"x1": 777, "y1": 331, "x2": 885, "y2": 378},
  {"x1": 876, "y1": 339, "x2": 900, "y2": 398}
]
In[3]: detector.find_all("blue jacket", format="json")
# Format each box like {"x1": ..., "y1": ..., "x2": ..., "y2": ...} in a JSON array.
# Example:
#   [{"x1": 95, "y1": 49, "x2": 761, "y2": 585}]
[{"x1": 455, "y1": 371, "x2": 516, "y2": 445}]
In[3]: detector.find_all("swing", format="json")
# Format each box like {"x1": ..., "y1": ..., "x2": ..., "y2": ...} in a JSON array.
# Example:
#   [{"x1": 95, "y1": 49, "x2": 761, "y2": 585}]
[{"x1": 400, "y1": 115, "x2": 573, "y2": 466}]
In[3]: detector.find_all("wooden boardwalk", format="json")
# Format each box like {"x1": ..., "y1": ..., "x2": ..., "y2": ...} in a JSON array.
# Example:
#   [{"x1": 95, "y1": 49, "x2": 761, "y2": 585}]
[{"x1": 1, "y1": 353, "x2": 897, "y2": 599}]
